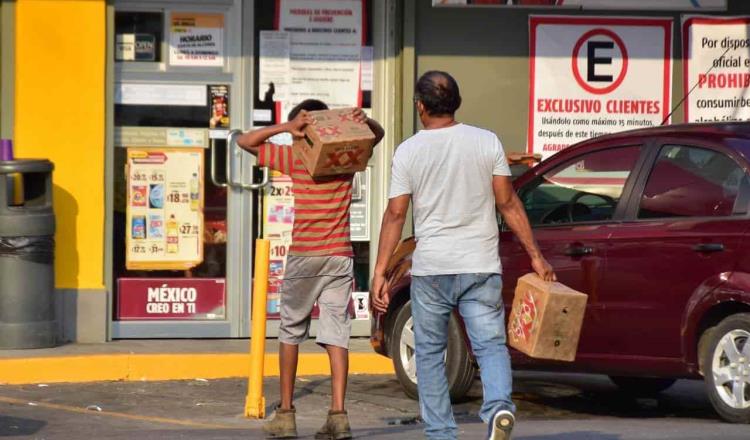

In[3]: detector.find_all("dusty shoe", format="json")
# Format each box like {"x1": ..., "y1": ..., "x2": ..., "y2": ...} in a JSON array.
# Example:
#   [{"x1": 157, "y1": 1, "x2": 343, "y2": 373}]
[
  {"x1": 314, "y1": 410, "x2": 352, "y2": 440},
  {"x1": 487, "y1": 409, "x2": 514, "y2": 440},
  {"x1": 263, "y1": 407, "x2": 297, "y2": 439}
]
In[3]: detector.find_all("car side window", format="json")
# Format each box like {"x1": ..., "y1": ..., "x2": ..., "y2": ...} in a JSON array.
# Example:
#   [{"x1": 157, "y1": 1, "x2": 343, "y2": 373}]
[
  {"x1": 638, "y1": 145, "x2": 747, "y2": 219},
  {"x1": 521, "y1": 146, "x2": 641, "y2": 226}
]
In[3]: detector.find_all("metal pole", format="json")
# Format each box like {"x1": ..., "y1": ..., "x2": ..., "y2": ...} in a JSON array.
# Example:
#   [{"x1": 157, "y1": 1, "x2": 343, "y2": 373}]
[{"x1": 245, "y1": 238, "x2": 270, "y2": 418}]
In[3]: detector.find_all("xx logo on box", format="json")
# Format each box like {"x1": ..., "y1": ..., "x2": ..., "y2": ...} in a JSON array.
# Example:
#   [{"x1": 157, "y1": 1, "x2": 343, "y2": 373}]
[
  {"x1": 325, "y1": 150, "x2": 361, "y2": 169},
  {"x1": 316, "y1": 126, "x2": 342, "y2": 137},
  {"x1": 510, "y1": 290, "x2": 538, "y2": 342}
]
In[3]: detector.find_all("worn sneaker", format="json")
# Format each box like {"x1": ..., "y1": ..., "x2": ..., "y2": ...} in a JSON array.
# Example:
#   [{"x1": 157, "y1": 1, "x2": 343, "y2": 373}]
[
  {"x1": 263, "y1": 407, "x2": 298, "y2": 439},
  {"x1": 315, "y1": 410, "x2": 352, "y2": 440},
  {"x1": 487, "y1": 409, "x2": 514, "y2": 440}
]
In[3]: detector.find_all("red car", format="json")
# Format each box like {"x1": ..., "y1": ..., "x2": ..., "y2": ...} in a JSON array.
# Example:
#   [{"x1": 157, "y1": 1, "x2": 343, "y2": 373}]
[{"x1": 371, "y1": 122, "x2": 750, "y2": 424}]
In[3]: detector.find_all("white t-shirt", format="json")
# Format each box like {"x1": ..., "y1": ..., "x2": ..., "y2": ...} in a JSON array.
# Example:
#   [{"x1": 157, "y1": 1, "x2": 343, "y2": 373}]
[{"x1": 388, "y1": 123, "x2": 511, "y2": 276}]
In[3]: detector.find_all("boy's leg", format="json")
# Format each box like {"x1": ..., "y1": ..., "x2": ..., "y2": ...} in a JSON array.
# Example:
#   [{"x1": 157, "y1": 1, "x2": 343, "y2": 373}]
[
  {"x1": 323, "y1": 344, "x2": 349, "y2": 412},
  {"x1": 279, "y1": 342, "x2": 299, "y2": 410},
  {"x1": 277, "y1": 257, "x2": 322, "y2": 408},
  {"x1": 456, "y1": 273, "x2": 515, "y2": 423},
  {"x1": 314, "y1": 257, "x2": 354, "y2": 439}
]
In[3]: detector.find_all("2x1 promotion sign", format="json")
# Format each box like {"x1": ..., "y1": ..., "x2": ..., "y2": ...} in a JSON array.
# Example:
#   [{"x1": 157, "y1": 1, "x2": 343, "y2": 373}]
[
  {"x1": 682, "y1": 16, "x2": 750, "y2": 123},
  {"x1": 528, "y1": 16, "x2": 673, "y2": 159}
]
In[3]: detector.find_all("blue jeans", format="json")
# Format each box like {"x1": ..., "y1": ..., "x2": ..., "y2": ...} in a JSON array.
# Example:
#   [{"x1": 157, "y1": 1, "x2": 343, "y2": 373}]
[{"x1": 411, "y1": 273, "x2": 515, "y2": 440}]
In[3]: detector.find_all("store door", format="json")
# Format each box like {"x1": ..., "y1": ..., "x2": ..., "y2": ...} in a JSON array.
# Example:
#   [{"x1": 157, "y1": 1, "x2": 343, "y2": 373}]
[
  {"x1": 111, "y1": 0, "x2": 260, "y2": 338},
  {"x1": 111, "y1": 0, "x2": 380, "y2": 338}
]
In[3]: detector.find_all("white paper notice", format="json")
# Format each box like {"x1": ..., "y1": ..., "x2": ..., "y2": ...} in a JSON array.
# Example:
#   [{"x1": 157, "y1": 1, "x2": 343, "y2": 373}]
[
  {"x1": 528, "y1": 16, "x2": 672, "y2": 160},
  {"x1": 170, "y1": 13, "x2": 224, "y2": 67},
  {"x1": 259, "y1": 31, "x2": 292, "y2": 102},
  {"x1": 683, "y1": 16, "x2": 750, "y2": 123},
  {"x1": 116, "y1": 83, "x2": 207, "y2": 106},
  {"x1": 361, "y1": 46, "x2": 374, "y2": 91},
  {"x1": 116, "y1": 34, "x2": 135, "y2": 61},
  {"x1": 277, "y1": 0, "x2": 363, "y2": 122}
]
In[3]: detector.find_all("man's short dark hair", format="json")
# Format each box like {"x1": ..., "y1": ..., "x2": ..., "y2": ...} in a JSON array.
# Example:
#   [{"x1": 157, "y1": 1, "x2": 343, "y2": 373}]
[
  {"x1": 287, "y1": 99, "x2": 329, "y2": 121},
  {"x1": 414, "y1": 71, "x2": 461, "y2": 116}
]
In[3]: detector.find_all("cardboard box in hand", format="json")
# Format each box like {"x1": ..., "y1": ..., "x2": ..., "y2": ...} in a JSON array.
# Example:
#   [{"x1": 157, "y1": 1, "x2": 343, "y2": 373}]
[
  {"x1": 292, "y1": 107, "x2": 376, "y2": 177},
  {"x1": 507, "y1": 273, "x2": 588, "y2": 362}
]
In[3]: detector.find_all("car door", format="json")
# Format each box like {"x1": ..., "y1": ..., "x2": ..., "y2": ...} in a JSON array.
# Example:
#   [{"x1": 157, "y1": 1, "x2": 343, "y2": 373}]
[
  {"x1": 500, "y1": 144, "x2": 644, "y2": 357},
  {"x1": 603, "y1": 142, "x2": 750, "y2": 360}
]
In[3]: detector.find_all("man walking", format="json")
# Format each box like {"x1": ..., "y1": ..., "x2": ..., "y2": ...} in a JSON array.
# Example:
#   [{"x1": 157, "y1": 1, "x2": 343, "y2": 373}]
[
  {"x1": 371, "y1": 71, "x2": 555, "y2": 440},
  {"x1": 238, "y1": 99, "x2": 384, "y2": 439}
]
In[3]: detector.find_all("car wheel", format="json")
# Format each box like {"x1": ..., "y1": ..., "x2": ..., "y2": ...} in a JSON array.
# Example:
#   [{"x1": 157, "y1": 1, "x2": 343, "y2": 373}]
[
  {"x1": 389, "y1": 301, "x2": 476, "y2": 401},
  {"x1": 609, "y1": 376, "x2": 676, "y2": 395},
  {"x1": 703, "y1": 313, "x2": 750, "y2": 423}
]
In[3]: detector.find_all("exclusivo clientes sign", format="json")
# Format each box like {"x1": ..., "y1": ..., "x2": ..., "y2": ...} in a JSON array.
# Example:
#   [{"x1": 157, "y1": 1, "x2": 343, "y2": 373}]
[{"x1": 528, "y1": 16, "x2": 673, "y2": 159}]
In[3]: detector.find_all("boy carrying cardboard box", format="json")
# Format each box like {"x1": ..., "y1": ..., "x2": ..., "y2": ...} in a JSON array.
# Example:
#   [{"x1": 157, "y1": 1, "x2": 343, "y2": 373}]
[{"x1": 237, "y1": 100, "x2": 384, "y2": 439}]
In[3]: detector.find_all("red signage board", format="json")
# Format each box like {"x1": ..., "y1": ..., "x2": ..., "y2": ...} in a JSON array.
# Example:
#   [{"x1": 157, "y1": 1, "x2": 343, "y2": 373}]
[{"x1": 117, "y1": 278, "x2": 226, "y2": 320}]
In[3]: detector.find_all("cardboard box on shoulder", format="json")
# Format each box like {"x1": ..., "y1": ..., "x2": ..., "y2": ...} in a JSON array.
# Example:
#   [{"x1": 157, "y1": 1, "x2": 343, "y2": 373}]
[
  {"x1": 507, "y1": 273, "x2": 588, "y2": 362},
  {"x1": 292, "y1": 107, "x2": 376, "y2": 177}
]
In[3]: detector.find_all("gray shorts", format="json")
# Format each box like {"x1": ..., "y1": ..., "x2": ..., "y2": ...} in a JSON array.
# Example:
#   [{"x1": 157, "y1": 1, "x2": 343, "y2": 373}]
[{"x1": 279, "y1": 255, "x2": 354, "y2": 349}]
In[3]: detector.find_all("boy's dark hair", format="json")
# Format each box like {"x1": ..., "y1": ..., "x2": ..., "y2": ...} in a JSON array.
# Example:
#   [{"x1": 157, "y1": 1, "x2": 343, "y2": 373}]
[
  {"x1": 287, "y1": 99, "x2": 329, "y2": 121},
  {"x1": 414, "y1": 71, "x2": 462, "y2": 116}
]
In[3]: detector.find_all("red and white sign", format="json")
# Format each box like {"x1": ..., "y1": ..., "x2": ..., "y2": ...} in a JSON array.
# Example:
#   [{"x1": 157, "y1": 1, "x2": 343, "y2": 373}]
[
  {"x1": 529, "y1": 16, "x2": 672, "y2": 159},
  {"x1": 117, "y1": 278, "x2": 226, "y2": 320},
  {"x1": 682, "y1": 16, "x2": 750, "y2": 123}
]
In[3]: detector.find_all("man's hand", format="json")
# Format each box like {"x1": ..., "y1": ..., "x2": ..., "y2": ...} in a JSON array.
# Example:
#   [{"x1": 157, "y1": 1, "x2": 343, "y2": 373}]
[
  {"x1": 351, "y1": 108, "x2": 368, "y2": 124},
  {"x1": 370, "y1": 272, "x2": 390, "y2": 313},
  {"x1": 531, "y1": 255, "x2": 556, "y2": 282},
  {"x1": 288, "y1": 110, "x2": 314, "y2": 137}
]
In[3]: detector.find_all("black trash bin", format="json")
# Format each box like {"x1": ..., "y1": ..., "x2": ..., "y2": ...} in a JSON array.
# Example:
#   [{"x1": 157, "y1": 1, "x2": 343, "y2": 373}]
[{"x1": 0, "y1": 159, "x2": 57, "y2": 349}]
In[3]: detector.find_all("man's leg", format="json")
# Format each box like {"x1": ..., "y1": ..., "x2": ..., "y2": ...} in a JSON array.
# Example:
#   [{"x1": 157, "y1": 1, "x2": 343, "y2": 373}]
[
  {"x1": 411, "y1": 275, "x2": 458, "y2": 440},
  {"x1": 279, "y1": 342, "x2": 299, "y2": 410},
  {"x1": 456, "y1": 273, "x2": 515, "y2": 423}
]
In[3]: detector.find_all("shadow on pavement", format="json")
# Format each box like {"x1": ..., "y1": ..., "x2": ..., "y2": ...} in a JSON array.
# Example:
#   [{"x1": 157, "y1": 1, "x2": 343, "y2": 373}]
[
  {"x1": 0, "y1": 415, "x2": 46, "y2": 436},
  {"x1": 511, "y1": 373, "x2": 717, "y2": 421},
  {"x1": 517, "y1": 432, "x2": 621, "y2": 440},
  {"x1": 265, "y1": 377, "x2": 332, "y2": 414}
]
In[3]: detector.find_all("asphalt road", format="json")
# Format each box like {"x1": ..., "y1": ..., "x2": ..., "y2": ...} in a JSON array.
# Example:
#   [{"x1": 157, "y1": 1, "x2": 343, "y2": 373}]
[{"x1": 1, "y1": 372, "x2": 748, "y2": 439}]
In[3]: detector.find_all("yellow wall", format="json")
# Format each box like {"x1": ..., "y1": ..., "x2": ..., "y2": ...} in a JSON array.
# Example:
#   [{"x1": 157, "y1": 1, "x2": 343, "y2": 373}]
[{"x1": 14, "y1": 0, "x2": 106, "y2": 289}]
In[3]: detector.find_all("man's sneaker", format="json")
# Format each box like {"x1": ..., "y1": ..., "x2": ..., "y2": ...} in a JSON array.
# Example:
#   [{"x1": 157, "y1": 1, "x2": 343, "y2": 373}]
[
  {"x1": 263, "y1": 407, "x2": 298, "y2": 439},
  {"x1": 487, "y1": 409, "x2": 514, "y2": 440},
  {"x1": 315, "y1": 410, "x2": 352, "y2": 440}
]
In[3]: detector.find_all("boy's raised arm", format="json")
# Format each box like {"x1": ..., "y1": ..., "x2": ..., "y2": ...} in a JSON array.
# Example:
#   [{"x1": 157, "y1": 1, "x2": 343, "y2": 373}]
[{"x1": 236, "y1": 110, "x2": 312, "y2": 156}]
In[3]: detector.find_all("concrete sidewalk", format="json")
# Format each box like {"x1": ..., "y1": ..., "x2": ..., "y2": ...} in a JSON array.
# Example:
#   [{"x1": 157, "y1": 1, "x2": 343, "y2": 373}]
[{"x1": 0, "y1": 338, "x2": 393, "y2": 385}]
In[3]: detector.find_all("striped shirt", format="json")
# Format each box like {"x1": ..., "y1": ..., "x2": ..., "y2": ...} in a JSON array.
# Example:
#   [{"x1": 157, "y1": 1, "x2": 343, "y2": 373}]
[{"x1": 259, "y1": 143, "x2": 354, "y2": 257}]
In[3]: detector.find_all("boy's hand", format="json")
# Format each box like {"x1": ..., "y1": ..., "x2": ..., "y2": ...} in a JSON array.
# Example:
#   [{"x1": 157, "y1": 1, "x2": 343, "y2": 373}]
[
  {"x1": 288, "y1": 110, "x2": 314, "y2": 137},
  {"x1": 352, "y1": 108, "x2": 368, "y2": 124}
]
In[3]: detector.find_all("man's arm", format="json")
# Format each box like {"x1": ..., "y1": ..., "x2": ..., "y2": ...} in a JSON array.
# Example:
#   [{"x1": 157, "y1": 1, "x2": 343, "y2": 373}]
[
  {"x1": 236, "y1": 110, "x2": 312, "y2": 156},
  {"x1": 493, "y1": 175, "x2": 556, "y2": 281},
  {"x1": 371, "y1": 194, "x2": 411, "y2": 313}
]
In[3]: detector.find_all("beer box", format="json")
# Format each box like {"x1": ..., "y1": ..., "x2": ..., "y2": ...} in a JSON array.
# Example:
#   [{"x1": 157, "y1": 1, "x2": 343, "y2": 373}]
[
  {"x1": 292, "y1": 107, "x2": 376, "y2": 177},
  {"x1": 507, "y1": 273, "x2": 588, "y2": 362}
]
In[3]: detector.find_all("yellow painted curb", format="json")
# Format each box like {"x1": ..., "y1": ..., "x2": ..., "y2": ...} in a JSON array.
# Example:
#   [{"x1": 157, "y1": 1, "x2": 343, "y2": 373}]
[{"x1": 0, "y1": 353, "x2": 394, "y2": 385}]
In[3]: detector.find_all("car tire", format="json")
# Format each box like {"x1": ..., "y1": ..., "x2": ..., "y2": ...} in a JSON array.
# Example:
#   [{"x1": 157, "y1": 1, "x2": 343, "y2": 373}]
[
  {"x1": 389, "y1": 301, "x2": 476, "y2": 401},
  {"x1": 608, "y1": 376, "x2": 676, "y2": 396},
  {"x1": 702, "y1": 313, "x2": 750, "y2": 423}
]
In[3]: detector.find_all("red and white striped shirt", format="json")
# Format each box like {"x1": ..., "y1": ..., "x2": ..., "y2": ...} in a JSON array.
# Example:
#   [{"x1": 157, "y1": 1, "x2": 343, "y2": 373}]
[{"x1": 259, "y1": 143, "x2": 354, "y2": 257}]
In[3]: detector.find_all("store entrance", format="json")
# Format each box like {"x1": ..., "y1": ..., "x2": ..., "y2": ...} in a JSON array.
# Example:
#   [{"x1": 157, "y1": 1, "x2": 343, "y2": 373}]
[
  {"x1": 110, "y1": 0, "x2": 378, "y2": 339},
  {"x1": 111, "y1": 0, "x2": 257, "y2": 338}
]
